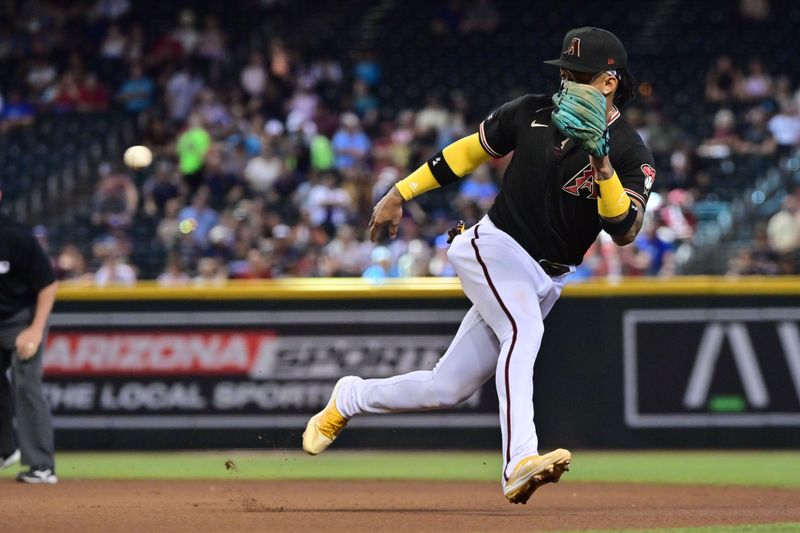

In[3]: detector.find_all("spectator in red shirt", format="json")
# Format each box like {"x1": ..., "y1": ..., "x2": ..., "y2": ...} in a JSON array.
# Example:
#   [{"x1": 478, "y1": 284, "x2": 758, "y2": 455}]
[
  {"x1": 148, "y1": 32, "x2": 184, "y2": 68},
  {"x1": 77, "y1": 74, "x2": 110, "y2": 112},
  {"x1": 232, "y1": 248, "x2": 273, "y2": 279},
  {"x1": 53, "y1": 73, "x2": 81, "y2": 112}
]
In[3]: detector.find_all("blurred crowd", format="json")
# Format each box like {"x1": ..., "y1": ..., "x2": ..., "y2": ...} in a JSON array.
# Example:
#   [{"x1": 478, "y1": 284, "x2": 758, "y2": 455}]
[
  {"x1": 6, "y1": 1, "x2": 506, "y2": 284},
  {"x1": 3, "y1": 1, "x2": 799, "y2": 283},
  {"x1": 701, "y1": 54, "x2": 800, "y2": 276},
  {"x1": 576, "y1": 52, "x2": 800, "y2": 279}
]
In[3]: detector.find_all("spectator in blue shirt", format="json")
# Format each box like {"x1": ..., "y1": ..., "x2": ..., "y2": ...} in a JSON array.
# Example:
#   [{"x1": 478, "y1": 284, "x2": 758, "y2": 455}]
[
  {"x1": 457, "y1": 166, "x2": 499, "y2": 210},
  {"x1": 634, "y1": 221, "x2": 675, "y2": 276},
  {"x1": 354, "y1": 50, "x2": 381, "y2": 87},
  {"x1": 332, "y1": 112, "x2": 371, "y2": 170},
  {"x1": 118, "y1": 64, "x2": 155, "y2": 113},
  {"x1": 362, "y1": 246, "x2": 396, "y2": 281},
  {"x1": 178, "y1": 186, "x2": 218, "y2": 247},
  {"x1": 0, "y1": 89, "x2": 35, "y2": 131},
  {"x1": 352, "y1": 80, "x2": 379, "y2": 119}
]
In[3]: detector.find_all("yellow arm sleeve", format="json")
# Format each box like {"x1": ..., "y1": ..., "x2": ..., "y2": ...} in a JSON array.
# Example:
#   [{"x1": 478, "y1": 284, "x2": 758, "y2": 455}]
[
  {"x1": 596, "y1": 172, "x2": 632, "y2": 218},
  {"x1": 395, "y1": 133, "x2": 491, "y2": 201},
  {"x1": 443, "y1": 133, "x2": 492, "y2": 175}
]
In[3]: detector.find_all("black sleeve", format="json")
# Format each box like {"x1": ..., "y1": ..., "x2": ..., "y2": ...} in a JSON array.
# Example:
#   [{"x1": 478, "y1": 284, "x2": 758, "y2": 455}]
[
  {"x1": 15, "y1": 233, "x2": 56, "y2": 292},
  {"x1": 612, "y1": 143, "x2": 656, "y2": 210},
  {"x1": 478, "y1": 95, "x2": 526, "y2": 158}
]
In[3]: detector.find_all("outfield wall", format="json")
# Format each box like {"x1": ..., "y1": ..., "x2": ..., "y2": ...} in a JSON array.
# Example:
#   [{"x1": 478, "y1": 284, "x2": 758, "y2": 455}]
[{"x1": 47, "y1": 277, "x2": 800, "y2": 450}]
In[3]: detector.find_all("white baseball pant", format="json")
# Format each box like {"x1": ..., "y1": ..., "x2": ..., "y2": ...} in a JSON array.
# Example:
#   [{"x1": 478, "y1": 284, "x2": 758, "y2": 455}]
[{"x1": 336, "y1": 215, "x2": 571, "y2": 484}]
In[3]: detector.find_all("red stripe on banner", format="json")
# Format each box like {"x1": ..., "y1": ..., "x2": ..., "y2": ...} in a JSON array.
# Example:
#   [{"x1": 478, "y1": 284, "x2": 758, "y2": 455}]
[
  {"x1": 43, "y1": 331, "x2": 277, "y2": 376},
  {"x1": 470, "y1": 224, "x2": 517, "y2": 481}
]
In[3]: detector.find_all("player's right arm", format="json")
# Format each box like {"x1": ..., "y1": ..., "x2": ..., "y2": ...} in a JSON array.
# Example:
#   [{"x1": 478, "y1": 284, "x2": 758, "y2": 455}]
[
  {"x1": 369, "y1": 97, "x2": 523, "y2": 241},
  {"x1": 368, "y1": 133, "x2": 491, "y2": 241}
]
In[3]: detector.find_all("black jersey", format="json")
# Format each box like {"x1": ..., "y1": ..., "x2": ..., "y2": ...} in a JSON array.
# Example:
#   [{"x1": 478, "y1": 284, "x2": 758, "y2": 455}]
[
  {"x1": 0, "y1": 213, "x2": 56, "y2": 320},
  {"x1": 479, "y1": 94, "x2": 656, "y2": 266}
]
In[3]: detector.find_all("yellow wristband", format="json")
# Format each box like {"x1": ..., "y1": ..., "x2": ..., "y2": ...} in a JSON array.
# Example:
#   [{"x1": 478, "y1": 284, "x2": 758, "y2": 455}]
[
  {"x1": 597, "y1": 172, "x2": 631, "y2": 218},
  {"x1": 396, "y1": 164, "x2": 439, "y2": 201}
]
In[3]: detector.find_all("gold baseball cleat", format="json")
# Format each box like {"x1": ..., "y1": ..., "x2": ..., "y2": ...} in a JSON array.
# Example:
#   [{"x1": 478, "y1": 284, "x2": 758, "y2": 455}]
[
  {"x1": 302, "y1": 376, "x2": 355, "y2": 455},
  {"x1": 503, "y1": 448, "x2": 572, "y2": 504}
]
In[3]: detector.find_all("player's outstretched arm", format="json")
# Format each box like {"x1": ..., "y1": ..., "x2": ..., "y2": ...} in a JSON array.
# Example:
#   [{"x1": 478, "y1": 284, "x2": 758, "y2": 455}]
[
  {"x1": 590, "y1": 155, "x2": 644, "y2": 246},
  {"x1": 369, "y1": 133, "x2": 491, "y2": 241}
]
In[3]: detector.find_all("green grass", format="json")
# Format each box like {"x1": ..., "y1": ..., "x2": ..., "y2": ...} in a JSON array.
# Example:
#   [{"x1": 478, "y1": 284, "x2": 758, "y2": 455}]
[
  {"x1": 567, "y1": 450, "x2": 800, "y2": 487},
  {"x1": 2, "y1": 450, "x2": 800, "y2": 487}
]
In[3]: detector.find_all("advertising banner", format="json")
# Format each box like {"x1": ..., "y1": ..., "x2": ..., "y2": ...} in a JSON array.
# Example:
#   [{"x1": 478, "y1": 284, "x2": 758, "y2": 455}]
[
  {"x1": 43, "y1": 310, "x2": 498, "y2": 430},
  {"x1": 624, "y1": 308, "x2": 800, "y2": 428},
  {"x1": 45, "y1": 282, "x2": 800, "y2": 449}
]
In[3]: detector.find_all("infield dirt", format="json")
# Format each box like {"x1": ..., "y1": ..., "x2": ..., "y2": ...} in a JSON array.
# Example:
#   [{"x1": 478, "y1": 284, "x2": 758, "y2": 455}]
[{"x1": 2, "y1": 479, "x2": 799, "y2": 532}]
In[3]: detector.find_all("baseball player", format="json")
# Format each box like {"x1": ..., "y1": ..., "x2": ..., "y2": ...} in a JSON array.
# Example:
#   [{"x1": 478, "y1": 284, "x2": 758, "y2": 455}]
[
  {"x1": 304, "y1": 27, "x2": 655, "y2": 504},
  {"x1": 0, "y1": 181, "x2": 59, "y2": 484}
]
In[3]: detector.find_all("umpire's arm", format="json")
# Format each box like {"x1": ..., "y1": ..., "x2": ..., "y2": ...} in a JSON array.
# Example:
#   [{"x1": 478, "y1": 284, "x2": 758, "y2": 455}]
[{"x1": 16, "y1": 280, "x2": 57, "y2": 360}]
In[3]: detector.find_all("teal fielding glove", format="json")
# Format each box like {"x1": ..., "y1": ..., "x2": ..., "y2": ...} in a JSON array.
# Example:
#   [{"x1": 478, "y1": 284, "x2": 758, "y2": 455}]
[{"x1": 551, "y1": 81, "x2": 609, "y2": 157}]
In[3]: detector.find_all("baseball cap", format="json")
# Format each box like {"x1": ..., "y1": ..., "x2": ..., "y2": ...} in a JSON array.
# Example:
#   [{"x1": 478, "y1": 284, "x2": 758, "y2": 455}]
[{"x1": 544, "y1": 27, "x2": 627, "y2": 73}]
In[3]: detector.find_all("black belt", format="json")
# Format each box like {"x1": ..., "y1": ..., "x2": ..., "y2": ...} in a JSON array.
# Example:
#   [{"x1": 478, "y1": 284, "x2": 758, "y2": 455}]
[
  {"x1": 538, "y1": 259, "x2": 571, "y2": 277},
  {"x1": 445, "y1": 220, "x2": 571, "y2": 277}
]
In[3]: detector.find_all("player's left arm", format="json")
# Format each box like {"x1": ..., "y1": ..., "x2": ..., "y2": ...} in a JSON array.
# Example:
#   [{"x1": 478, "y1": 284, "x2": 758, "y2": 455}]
[{"x1": 590, "y1": 145, "x2": 655, "y2": 246}]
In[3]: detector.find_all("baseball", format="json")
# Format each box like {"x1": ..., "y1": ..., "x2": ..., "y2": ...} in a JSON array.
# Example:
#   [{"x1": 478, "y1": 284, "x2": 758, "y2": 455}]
[{"x1": 123, "y1": 145, "x2": 153, "y2": 169}]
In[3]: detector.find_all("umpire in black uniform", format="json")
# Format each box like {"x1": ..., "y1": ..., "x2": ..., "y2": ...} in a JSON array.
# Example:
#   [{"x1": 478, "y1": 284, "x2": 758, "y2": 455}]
[{"x1": 0, "y1": 181, "x2": 58, "y2": 484}]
